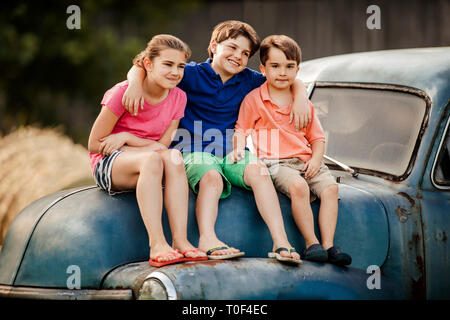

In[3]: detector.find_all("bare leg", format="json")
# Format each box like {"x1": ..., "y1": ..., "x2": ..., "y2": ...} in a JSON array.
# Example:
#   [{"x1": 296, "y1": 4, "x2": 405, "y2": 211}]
[
  {"x1": 196, "y1": 170, "x2": 240, "y2": 256},
  {"x1": 317, "y1": 185, "x2": 339, "y2": 250},
  {"x1": 244, "y1": 161, "x2": 300, "y2": 260},
  {"x1": 158, "y1": 149, "x2": 206, "y2": 259},
  {"x1": 110, "y1": 150, "x2": 182, "y2": 263},
  {"x1": 289, "y1": 177, "x2": 320, "y2": 249}
]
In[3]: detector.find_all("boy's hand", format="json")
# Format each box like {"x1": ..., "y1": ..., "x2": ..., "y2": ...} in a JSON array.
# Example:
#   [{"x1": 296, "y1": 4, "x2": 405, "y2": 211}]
[
  {"x1": 99, "y1": 132, "x2": 128, "y2": 156},
  {"x1": 290, "y1": 98, "x2": 311, "y2": 130},
  {"x1": 122, "y1": 83, "x2": 145, "y2": 116},
  {"x1": 229, "y1": 148, "x2": 245, "y2": 163},
  {"x1": 302, "y1": 157, "x2": 321, "y2": 179}
]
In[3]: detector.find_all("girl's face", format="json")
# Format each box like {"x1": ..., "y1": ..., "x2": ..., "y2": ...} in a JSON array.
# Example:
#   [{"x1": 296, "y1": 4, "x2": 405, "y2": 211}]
[
  {"x1": 144, "y1": 48, "x2": 186, "y2": 89},
  {"x1": 210, "y1": 36, "x2": 251, "y2": 80},
  {"x1": 260, "y1": 47, "x2": 299, "y2": 91}
]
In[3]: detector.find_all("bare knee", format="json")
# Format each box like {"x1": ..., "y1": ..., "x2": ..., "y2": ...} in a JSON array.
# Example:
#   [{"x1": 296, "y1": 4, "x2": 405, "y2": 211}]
[
  {"x1": 199, "y1": 170, "x2": 223, "y2": 193},
  {"x1": 320, "y1": 184, "x2": 338, "y2": 200},
  {"x1": 140, "y1": 151, "x2": 163, "y2": 175},
  {"x1": 288, "y1": 178, "x2": 310, "y2": 199},
  {"x1": 244, "y1": 161, "x2": 270, "y2": 184},
  {"x1": 160, "y1": 149, "x2": 185, "y2": 170}
]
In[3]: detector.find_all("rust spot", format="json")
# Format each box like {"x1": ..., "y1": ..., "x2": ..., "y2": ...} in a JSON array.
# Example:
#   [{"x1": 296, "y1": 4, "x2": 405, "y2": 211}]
[
  {"x1": 395, "y1": 206, "x2": 410, "y2": 223},
  {"x1": 411, "y1": 255, "x2": 426, "y2": 300},
  {"x1": 434, "y1": 230, "x2": 447, "y2": 242},
  {"x1": 407, "y1": 232, "x2": 421, "y2": 250},
  {"x1": 397, "y1": 192, "x2": 416, "y2": 207},
  {"x1": 395, "y1": 192, "x2": 419, "y2": 222},
  {"x1": 172, "y1": 259, "x2": 231, "y2": 270}
]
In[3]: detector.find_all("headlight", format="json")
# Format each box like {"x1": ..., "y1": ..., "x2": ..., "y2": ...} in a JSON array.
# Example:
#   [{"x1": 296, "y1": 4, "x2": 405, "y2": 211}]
[
  {"x1": 137, "y1": 271, "x2": 177, "y2": 300},
  {"x1": 138, "y1": 278, "x2": 167, "y2": 300}
]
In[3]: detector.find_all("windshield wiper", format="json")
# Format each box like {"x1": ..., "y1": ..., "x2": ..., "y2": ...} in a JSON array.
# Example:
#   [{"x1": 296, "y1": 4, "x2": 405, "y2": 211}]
[{"x1": 323, "y1": 155, "x2": 359, "y2": 178}]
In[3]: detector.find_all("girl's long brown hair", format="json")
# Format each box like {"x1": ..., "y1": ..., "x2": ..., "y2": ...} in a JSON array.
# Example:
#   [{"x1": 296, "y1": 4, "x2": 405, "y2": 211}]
[{"x1": 133, "y1": 34, "x2": 191, "y2": 68}]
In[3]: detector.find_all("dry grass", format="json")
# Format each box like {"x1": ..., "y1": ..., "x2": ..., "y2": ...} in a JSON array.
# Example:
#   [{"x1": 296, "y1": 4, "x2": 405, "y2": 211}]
[{"x1": 0, "y1": 126, "x2": 94, "y2": 246}]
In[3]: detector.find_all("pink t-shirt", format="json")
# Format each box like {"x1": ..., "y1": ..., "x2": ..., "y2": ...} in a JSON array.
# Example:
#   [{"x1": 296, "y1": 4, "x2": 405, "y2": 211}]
[{"x1": 89, "y1": 80, "x2": 187, "y2": 172}]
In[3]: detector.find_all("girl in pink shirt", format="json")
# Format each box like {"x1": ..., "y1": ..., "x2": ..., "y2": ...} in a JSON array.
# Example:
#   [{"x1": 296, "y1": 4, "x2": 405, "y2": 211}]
[{"x1": 88, "y1": 34, "x2": 207, "y2": 267}]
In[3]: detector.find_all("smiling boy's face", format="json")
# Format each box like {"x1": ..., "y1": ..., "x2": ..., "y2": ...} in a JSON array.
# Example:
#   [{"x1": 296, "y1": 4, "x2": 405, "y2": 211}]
[
  {"x1": 260, "y1": 47, "x2": 299, "y2": 91},
  {"x1": 210, "y1": 36, "x2": 251, "y2": 82}
]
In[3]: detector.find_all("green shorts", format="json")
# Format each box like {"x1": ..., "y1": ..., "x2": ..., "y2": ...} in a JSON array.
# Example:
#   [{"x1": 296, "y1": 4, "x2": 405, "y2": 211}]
[{"x1": 183, "y1": 151, "x2": 259, "y2": 199}]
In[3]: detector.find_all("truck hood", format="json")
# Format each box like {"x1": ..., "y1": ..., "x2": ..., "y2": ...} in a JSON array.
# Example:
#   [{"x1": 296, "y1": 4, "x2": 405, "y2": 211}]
[{"x1": 0, "y1": 181, "x2": 389, "y2": 288}]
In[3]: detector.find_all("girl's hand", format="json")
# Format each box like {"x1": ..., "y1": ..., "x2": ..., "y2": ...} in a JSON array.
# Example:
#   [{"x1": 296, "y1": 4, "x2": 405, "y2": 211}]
[
  {"x1": 302, "y1": 157, "x2": 321, "y2": 179},
  {"x1": 120, "y1": 140, "x2": 167, "y2": 152},
  {"x1": 122, "y1": 83, "x2": 145, "y2": 116},
  {"x1": 229, "y1": 148, "x2": 245, "y2": 163},
  {"x1": 99, "y1": 132, "x2": 128, "y2": 156}
]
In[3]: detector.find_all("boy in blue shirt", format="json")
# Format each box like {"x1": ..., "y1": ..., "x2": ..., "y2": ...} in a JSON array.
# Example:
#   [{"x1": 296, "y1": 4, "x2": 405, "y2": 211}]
[{"x1": 123, "y1": 21, "x2": 310, "y2": 262}]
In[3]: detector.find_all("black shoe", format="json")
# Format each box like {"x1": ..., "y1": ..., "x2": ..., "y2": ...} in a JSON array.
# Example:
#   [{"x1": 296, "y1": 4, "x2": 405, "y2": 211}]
[
  {"x1": 303, "y1": 244, "x2": 328, "y2": 262},
  {"x1": 327, "y1": 246, "x2": 352, "y2": 266}
]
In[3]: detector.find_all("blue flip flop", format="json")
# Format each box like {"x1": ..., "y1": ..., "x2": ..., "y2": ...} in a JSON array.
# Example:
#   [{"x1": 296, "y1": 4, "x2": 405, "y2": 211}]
[{"x1": 206, "y1": 245, "x2": 245, "y2": 260}]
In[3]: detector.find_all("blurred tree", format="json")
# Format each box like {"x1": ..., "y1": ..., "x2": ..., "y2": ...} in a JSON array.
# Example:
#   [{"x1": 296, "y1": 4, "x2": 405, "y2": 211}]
[{"x1": 0, "y1": 0, "x2": 203, "y2": 145}]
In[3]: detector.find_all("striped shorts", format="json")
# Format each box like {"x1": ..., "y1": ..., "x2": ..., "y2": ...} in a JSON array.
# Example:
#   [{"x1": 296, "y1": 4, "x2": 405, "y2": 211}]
[{"x1": 93, "y1": 150, "x2": 124, "y2": 195}]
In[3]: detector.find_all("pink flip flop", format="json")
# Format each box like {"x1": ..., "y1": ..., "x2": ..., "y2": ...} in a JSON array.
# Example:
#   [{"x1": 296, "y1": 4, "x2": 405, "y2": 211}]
[
  {"x1": 149, "y1": 251, "x2": 184, "y2": 267},
  {"x1": 181, "y1": 248, "x2": 208, "y2": 262}
]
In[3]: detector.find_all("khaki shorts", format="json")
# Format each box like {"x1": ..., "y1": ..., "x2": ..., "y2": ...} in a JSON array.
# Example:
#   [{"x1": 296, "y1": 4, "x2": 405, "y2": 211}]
[{"x1": 263, "y1": 158, "x2": 337, "y2": 201}]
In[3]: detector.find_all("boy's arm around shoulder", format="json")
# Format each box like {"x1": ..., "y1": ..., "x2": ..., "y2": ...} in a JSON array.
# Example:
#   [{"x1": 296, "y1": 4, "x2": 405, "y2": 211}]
[
  {"x1": 122, "y1": 65, "x2": 146, "y2": 116},
  {"x1": 291, "y1": 79, "x2": 312, "y2": 130},
  {"x1": 304, "y1": 100, "x2": 326, "y2": 146}
]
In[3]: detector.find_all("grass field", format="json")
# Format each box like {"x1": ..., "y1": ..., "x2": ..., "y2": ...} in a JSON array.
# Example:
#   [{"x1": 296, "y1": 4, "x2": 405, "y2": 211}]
[{"x1": 0, "y1": 126, "x2": 94, "y2": 246}]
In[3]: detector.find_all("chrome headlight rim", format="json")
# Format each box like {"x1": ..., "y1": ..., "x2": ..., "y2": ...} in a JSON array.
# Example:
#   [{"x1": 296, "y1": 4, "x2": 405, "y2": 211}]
[{"x1": 137, "y1": 271, "x2": 177, "y2": 300}]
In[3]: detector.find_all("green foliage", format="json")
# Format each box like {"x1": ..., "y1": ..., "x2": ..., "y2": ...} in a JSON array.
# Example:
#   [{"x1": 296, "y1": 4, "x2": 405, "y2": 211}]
[{"x1": 0, "y1": 0, "x2": 202, "y2": 145}]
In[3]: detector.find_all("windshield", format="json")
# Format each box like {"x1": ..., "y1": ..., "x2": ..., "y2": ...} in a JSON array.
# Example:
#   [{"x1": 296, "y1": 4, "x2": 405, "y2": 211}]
[{"x1": 310, "y1": 87, "x2": 427, "y2": 177}]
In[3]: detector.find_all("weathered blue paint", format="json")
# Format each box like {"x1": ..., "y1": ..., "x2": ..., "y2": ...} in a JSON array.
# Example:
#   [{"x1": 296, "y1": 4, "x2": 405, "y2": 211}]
[
  {"x1": 419, "y1": 110, "x2": 450, "y2": 299},
  {"x1": 0, "y1": 183, "x2": 387, "y2": 289},
  {"x1": 0, "y1": 189, "x2": 69, "y2": 285},
  {"x1": 103, "y1": 259, "x2": 401, "y2": 300},
  {"x1": 1, "y1": 187, "x2": 149, "y2": 288}
]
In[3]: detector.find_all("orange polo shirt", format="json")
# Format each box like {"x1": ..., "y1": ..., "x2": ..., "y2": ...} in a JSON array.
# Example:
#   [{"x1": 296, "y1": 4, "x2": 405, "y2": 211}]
[{"x1": 235, "y1": 82, "x2": 325, "y2": 162}]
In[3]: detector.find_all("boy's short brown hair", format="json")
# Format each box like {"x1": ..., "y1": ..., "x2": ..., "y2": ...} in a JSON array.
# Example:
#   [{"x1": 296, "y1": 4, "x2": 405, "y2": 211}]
[
  {"x1": 208, "y1": 20, "x2": 260, "y2": 59},
  {"x1": 260, "y1": 35, "x2": 302, "y2": 66}
]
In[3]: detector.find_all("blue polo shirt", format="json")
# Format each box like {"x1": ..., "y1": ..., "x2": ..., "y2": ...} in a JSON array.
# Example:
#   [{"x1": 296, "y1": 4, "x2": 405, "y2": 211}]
[{"x1": 170, "y1": 59, "x2": 266, "y2": 157}]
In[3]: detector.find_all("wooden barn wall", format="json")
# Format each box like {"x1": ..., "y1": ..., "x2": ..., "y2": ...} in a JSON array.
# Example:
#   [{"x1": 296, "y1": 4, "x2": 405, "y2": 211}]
[{"x1": 168, "y1": 0, "x2": 449, "y2": 69}]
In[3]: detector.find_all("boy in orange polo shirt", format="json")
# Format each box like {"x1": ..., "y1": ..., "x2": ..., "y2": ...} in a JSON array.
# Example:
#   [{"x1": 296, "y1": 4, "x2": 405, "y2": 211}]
[{"x1": 231, "y1": 35, "x2": 351, "y2": 265}]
